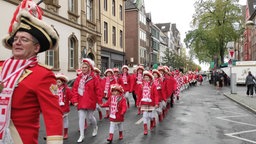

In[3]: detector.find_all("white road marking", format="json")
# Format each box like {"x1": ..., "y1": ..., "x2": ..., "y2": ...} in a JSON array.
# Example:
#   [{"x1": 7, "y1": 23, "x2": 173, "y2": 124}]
[
  {"x1": 225, "y1": 130, "x2": 256, "y2": 144},
  {"x1": 135, "y1": 117, "x2": 143, "y2": 125},
  {"x1": 214, "y1": 109, "x2": 256, "y2": 143}
]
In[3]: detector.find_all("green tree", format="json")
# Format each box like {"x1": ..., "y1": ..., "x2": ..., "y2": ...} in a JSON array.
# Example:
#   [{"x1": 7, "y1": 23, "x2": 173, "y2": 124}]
[
  {"x1": 162, "y1": 48, "x2": 201, "y2": 72},
  {"x1": 184, "y1": 0, "x2": 243, "y2": 64}
]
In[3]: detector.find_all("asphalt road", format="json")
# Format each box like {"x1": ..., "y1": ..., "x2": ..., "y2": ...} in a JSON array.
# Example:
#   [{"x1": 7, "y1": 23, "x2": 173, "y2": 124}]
[{"x1": 38, "y1": 82, "x2": 256, "y2": 144}]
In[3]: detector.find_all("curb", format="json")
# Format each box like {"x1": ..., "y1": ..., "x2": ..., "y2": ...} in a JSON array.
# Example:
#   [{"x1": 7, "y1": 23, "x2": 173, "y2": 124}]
[{"x1": 223, "y1": 93, "x2": 256, "y2": 114}]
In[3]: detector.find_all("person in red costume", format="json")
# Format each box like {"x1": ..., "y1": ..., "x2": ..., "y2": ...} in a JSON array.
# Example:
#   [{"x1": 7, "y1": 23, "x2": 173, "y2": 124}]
[
  {"x1": 132, "y1": 65, "x2": 145, "y2": 115},
  {"x1": 72, "y1": 58, "x2": 103, "y2": 143},
  {"x1": 120, "y1": 65, "x2": 133, "y2": 108},
  {"x1": 94, "y1": 67, "x2": 103, "y2": 120},
  {"x1": 101, "y1": 84, "x2": 127, "y2": 143},
  {"x1": 112, "y1": 68, "x2": 123, "y2": 85},
  {"x1": 136, "y1": 71, "x2": 159, "y2": 135},
  {"x1": 101, "y1": 69, "x2": 117, "y2": 118},
  {"x1": 0, "y1": 0, "x2": 63, "y2": 143},
  {"x1": 152, "y1": 69, "x2": 167, "y2": 122},
  {"x1": 55, "y1": 73, "x2": 74, "y2": 140}
]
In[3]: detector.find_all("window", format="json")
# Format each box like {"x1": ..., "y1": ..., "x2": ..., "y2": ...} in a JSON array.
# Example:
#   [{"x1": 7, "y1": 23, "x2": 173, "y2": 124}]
[
  {"x1": 119, "y1": 5, "x2": 123, "y2": 20},
  {"x1": 112, "y1": 26, "x2": 116, "y2": 46},
  {"x1": 140, "y1": 48, "x2": 145, "y2": 57},
  {"x1": 139, "y1": 30, "x2": 146, "y2": 41},
  {"x1": 104, "y1": 0, "x2": 107, "y2": 11},
  {"x1": 46, "y1": 50, "x2": 54, "y2": 67},
  {"x1": 104, "y1": 22, "x2": 108, "y2": 43},
  {"x1": 120, "y1": 30, "x2": 123, "y2": 48},
  {"x1": 87, "y1": 0, "x2": 93, "y2": 21},
  {"x1": 112, "y1": 0, "x2": 115, "y2": 16},
  {"x1": 69, "y1": 38, "x2": 75, "y2": 69},
  {"x1": 68, "y1": 0, "x2": 75, "y2": 13},
  {"x1": 139, "y1": 12, "x2": 146, "y2": 25}
]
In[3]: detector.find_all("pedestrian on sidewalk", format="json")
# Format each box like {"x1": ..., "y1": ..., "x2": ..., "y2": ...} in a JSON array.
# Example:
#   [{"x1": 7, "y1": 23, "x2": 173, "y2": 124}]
[
  {"x1": 101, "y1": 84, "x2": 127, "y2": 143},
  {"x1": 245, "y1": 71, "x2": 256, "y2": 97},
  {"x1": 0, "y1": 0, "x2": 63, "y2": 143}
]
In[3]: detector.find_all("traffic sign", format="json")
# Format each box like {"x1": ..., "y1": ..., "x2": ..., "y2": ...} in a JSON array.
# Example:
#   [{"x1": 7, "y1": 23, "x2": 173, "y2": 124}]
[{"x1": 229, "y1": 49, "x2": 235, "y2": 59}]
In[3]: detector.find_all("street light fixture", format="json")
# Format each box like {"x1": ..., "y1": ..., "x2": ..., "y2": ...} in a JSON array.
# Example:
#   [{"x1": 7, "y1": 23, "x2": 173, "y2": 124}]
[{"x1": 245, "y1": 20, "x2": 255, "y2": 29}]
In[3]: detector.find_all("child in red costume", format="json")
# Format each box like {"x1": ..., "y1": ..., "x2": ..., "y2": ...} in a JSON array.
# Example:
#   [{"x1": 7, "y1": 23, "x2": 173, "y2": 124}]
[
  {"x1": 101, "y1": 69, "x2": 117, "y2": 118},
  {"x1": 101, "y1": 84, "x2": 127, "y2": 143},
  {"x1": 55, "y1": 73, "x2": 74, "y2": 140},
  {"x1": 94, "y1": 67, "x2": 103, "y2": 120},
  {"x1": 152, "y1": 69, "x2": 167, "y2": 122},
  {"x1": 136, "y1": 71, "x2": 159, "y2": 135}
]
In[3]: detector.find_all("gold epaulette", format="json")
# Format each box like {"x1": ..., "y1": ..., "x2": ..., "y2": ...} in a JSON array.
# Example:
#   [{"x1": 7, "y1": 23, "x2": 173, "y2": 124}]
[{"x1": 38, "y1": 63, "x2": 53, "y2": 70}]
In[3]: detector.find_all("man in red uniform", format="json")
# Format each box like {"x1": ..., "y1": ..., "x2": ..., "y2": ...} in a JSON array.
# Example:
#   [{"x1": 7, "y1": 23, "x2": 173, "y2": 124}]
[{"x1": 0, "y1": 0, "x2": 63, "y2": 143}]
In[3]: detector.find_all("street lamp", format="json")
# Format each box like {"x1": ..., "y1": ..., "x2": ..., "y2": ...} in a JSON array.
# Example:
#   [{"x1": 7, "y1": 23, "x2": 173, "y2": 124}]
[{"x1": 245, "y1": 20, "x2": 255, "y2": 29}]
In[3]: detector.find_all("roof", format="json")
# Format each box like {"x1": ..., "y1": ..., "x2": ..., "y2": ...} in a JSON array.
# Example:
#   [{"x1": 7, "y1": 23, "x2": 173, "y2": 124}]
[{"x1": 155, "y1": 23, "x2": 171, "y2": 33}]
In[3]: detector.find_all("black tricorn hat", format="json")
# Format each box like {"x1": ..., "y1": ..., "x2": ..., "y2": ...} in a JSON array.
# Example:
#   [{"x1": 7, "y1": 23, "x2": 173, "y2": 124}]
[{"x1": 2, "y1": 9, "x2": 59, "y2": 53}]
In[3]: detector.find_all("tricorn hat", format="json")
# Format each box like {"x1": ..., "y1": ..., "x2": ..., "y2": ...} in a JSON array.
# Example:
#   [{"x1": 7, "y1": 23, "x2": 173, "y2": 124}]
[{"x1": 2, "y1": 0, "x2": 59, "y2": 53}]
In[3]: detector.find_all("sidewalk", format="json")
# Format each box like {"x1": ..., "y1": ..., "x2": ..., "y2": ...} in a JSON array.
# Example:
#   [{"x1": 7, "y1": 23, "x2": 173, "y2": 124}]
[{"x1": 223, "y1": 87, "x2": 256, "y2": 114}]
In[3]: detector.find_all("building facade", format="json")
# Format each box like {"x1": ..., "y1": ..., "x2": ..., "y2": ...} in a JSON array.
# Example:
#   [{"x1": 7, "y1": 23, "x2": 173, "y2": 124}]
[
  {"x1": 125, "y1": 0, "x2": 149, "y2": 67},
  {"x1": 0, "y1": 0, "x2": 102, "y2": 79},
  {"x1": 100, "y1": 0, "x2": 126, "y2": 72}
]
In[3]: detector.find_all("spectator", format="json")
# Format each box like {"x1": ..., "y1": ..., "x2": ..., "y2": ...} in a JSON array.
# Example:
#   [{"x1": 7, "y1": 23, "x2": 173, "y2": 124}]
[{"x1": 245, "y1": 71, "x2": 256, "y2": 97}]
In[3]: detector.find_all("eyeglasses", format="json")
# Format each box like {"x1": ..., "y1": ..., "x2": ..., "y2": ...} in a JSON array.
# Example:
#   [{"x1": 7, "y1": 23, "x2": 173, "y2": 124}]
[{"x1": 13, "y1": 36, "x2": 38, "y2": 44}]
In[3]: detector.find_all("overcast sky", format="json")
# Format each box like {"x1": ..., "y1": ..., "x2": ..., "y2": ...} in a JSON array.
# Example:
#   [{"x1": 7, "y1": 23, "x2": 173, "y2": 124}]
[
  {"x1": 144, "y1": 0, "x2": 247, "y2": 41},
  {"x1": 143, "y1": 0, "x2": 247, "y2": 70}
]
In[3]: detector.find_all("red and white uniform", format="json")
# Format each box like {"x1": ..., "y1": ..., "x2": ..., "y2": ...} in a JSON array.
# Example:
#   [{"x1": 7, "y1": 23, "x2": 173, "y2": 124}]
[
  {"x1": 121, "y1": 73, "x2": 132, "y2": 93},
  {"x1": 136, "y1": 81, "x2": 159, "y2": 107},
  {"x1": 58, "y1": 85, "x2": 73, "y2": 113},
  {"x1": 101, "y1": 76, "x2": 117, "y2": 99},
  {"x1": 101, "y1": 94, "x2": 127, "y2": 122},
  {"x1": 72, "y1": 72, "x2": 103, "y2": 110},
  {"x1": 0, "y1": 62, "x2": 63, "y2": 144}
]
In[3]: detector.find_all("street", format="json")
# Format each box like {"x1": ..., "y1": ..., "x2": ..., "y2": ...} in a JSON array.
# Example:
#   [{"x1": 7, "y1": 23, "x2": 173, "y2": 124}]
[{"x1": 38, "y1": 81, "x2": 256, "y2": 144}]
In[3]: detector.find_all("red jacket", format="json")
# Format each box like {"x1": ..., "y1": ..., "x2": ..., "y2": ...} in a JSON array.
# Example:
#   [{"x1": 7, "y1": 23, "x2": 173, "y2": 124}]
[
  {"x1": 3, "y1": 62, "x2": 63, "y2": 144},
  {"x1": 59, "y1": 85, "x2": 73, "y2": 113},
  {"x1": 72, "y1": 72, "x2": 102, "y2": 110},
  {"x1": 101, "y1": 76, "x2": 117, "y2": 99},
  {"x1": 136, "y1": 81, "x2": 159, "y2": 107},
  {"x1": 154, "y1": 78, "x2": 167, "y2": 102},
  {"x1": 101, "y1": 95, "x2": 127, "y2": 122},
  {"x1": 120, "y1": 73, "x2": 132, "y2": 92},
  {"x1": 168, "y1": 75, "x2": 177, "y2": 97}
]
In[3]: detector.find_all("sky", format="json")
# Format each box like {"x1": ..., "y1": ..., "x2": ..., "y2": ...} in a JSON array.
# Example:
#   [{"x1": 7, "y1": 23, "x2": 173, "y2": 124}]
[{"x1": 144, "y1": 0, "x2": 247, "y2": 71}]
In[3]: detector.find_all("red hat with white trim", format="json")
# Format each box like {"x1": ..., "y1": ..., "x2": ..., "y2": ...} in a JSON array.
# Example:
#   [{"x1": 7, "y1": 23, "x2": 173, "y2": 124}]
[
  {"x1": 55, "y1": 73, "x2": 69, "y2": 82},
  {"x1": 143, "y1": 70, "x2": 153, "y2": 80},
  {"x1": 104, "y1": 68, "x2": 114, "y2": 76},
  {"x1": 158, "y1": 66, "x2": 166, "y2": 73},
  {"x1": 110, "y1": 84, "x2": 124, "y2": 94},
  {"x1": 122, "y1": 65, "x2": 129, "y2": 71},
  {"x1": 136, "y1": 65, "x2": 144, "y2": 72},
  {"x1": 152, "y1": 69, "x2": 161, "y2": 77},
  {"x1": 82, "y1": 58, "x2": 95, "y2": 70},
  {"x1": 94, "y1": 67, "x2": 101, "y2": 73}
]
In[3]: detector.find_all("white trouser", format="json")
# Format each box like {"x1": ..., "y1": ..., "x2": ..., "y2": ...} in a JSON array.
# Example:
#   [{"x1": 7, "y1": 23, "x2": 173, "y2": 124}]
[
  {"x1": 63, "y1": 113, "x2": 69, "y2": 128},
  {"x1": 142, "y1": 111, "x2": 154, "y2": 124},
  {"x1": 78, "y1": 109, "x2": 97, "y2": 136},
  {"x1": 109, "y1": 121, "x2": 124, "y2": 133}
]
